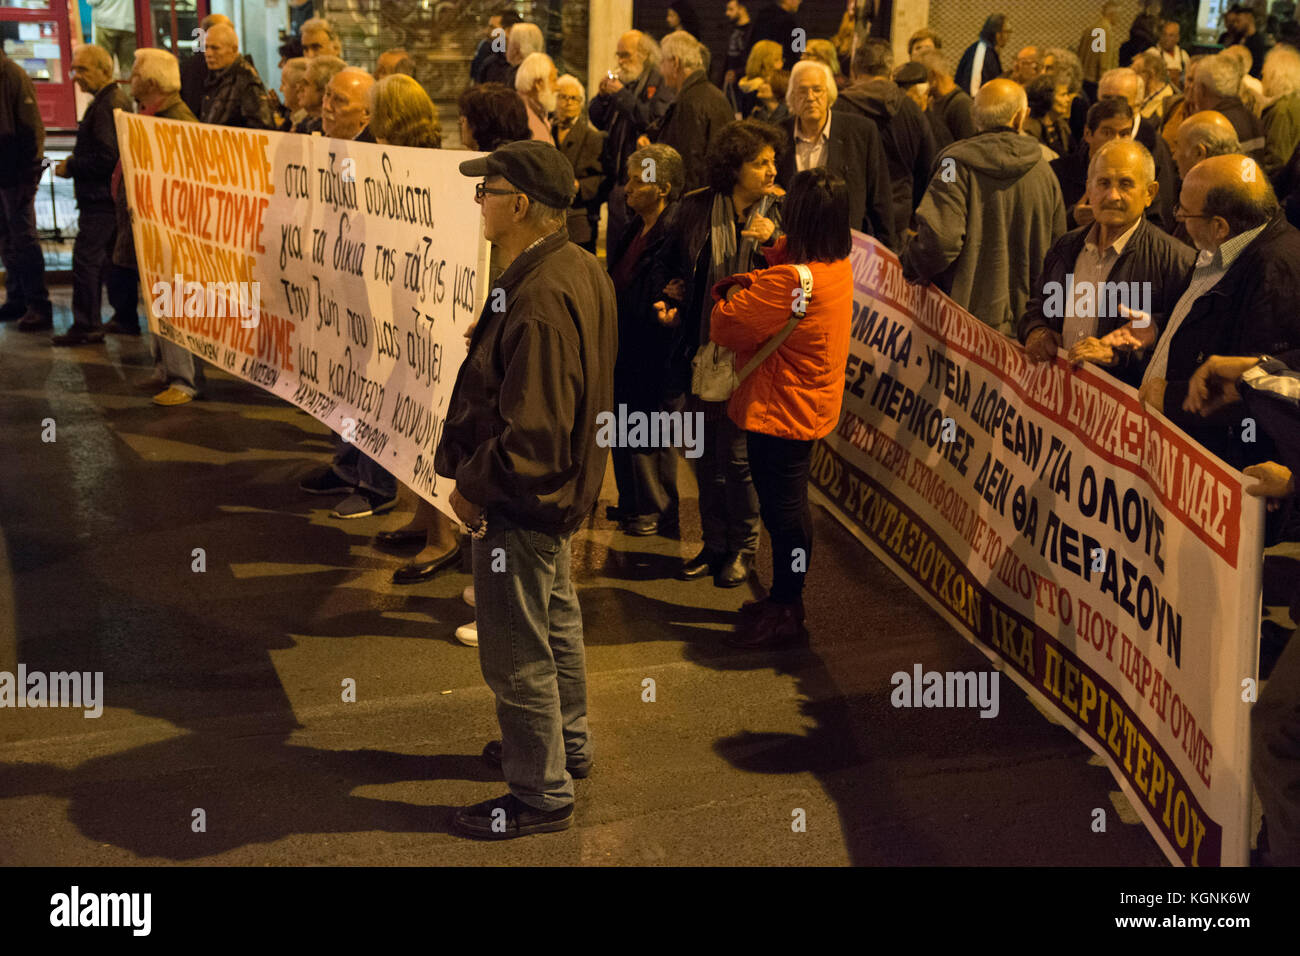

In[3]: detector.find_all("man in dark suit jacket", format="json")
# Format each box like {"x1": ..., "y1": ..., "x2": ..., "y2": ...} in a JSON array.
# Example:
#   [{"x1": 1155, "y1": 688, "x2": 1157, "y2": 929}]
[
  {"x1": 653, "y1": 32, "x2": 735, "y2": 195},
  {"x1": 1021, "y1": 139, "x2": 1195, "y2": 388},
  {"x1": 52, "y1": 44, "x2": 132, "y2": 345},
  {"x1": 553, "y1": 76, "x2": 607, "y2": 253},
  {"x1": 1136, "y1": 155, "x2": 1300, "y2": 469},
  {"x1": 779, "y1": 60, "x2": 894, "y2": 247}
]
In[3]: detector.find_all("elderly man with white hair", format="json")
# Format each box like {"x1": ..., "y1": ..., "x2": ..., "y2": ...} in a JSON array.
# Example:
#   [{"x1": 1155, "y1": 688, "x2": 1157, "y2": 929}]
[
  {"x1": 119, "y1": 48, "x2": 209, "y2": 405},
  {"x1": 1187, "y1": 52, "x2": 1266, "y2": 153},
  {"x1": 1261, "y1": 45, "x2": 1300, "y2": 182},
  {"x1": 199, "y1": 21, "x2": 271, "y2": 128},
  {"x1": 515, "y1": 51, "x2": 558, "y2": 142},
  {"x1": 552, "y1": 74, "x2": 607, "y2": 252},
  {"x1": 902, "y1": 78, "x2": 1066, "y2": 335},
  {"x1": 505, "y1": 22, "x2": 545, "y2": 87},
  {"x1": 776, "y1": 58, "x2": 894, "y2": 246},
  {"x1": 653, "y1": 29, "x2": 733, "y2": 193}
]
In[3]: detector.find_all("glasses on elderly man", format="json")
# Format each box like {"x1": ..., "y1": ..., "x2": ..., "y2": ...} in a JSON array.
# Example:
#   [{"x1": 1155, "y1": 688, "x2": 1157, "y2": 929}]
[{"x1": 475, "y1": 182, "x2": 522, "y2": 203}]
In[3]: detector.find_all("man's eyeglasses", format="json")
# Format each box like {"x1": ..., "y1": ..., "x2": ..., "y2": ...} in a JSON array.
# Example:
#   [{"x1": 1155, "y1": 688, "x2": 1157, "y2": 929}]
[
  {"x1": 475, "y1": 182, "x2": 521, "y2": 202},
  {"x1": 1174, "y1": 201, "x2": 1216, "y2": 220},
  {"x1": 556, "y1": 93, "x2": 582, "y2": 103}
]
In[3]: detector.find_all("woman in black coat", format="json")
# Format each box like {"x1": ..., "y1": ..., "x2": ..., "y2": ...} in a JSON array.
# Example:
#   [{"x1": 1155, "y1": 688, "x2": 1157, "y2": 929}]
[{"x1": 607, "y1": 143, "x2": 689, "y2": 535}]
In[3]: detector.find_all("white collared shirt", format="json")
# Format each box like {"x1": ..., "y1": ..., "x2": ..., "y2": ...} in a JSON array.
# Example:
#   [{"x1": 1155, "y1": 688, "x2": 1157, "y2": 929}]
[
  {"x1": 1062, "y1": 218, "x2": 1143, "y2": 344},
  {"x1": 794, "y1": 110, "x2": 832, "y2": 173},
  {"x1": 1143, "y1": 221, "x2": 1269, "y2": 384}
]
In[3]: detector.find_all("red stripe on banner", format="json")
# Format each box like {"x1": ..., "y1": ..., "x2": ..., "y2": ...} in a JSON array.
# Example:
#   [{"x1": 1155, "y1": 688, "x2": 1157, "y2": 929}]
[{"x1": 847, "y1": 234, "x2": 1242, "y2": 569}]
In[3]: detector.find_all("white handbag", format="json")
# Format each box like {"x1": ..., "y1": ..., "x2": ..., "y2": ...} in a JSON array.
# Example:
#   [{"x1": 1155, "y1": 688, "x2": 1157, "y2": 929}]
[{"x1": 691, "y1": 264, "x2": 814, "y2": 402}]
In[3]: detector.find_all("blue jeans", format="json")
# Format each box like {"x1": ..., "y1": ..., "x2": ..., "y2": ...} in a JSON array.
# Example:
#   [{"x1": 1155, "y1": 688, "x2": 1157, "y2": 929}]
[
  {"x1": 330, "y1": 436, "x2": 397, "y2": 497},
  {"x1": 472, "y1": 510, "x2": 589, "y2": 811}
]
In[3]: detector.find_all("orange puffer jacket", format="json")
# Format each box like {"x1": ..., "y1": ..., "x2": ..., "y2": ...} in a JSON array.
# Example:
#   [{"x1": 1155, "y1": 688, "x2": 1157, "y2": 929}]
[{"x1": 709, "y1": 251, "x2": 854, "y2": 441}]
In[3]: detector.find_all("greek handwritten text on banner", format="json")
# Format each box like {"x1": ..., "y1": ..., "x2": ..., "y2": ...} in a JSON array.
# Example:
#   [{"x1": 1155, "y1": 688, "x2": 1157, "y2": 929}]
[{"x1": 114, "y1": 111, "x2": 489, "y2": 517}]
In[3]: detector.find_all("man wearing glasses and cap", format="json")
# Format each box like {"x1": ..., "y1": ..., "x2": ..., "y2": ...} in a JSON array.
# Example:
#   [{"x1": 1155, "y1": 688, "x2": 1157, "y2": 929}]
[{"x1": 436, "y1": 140, "x2": 617, "y2": 838}]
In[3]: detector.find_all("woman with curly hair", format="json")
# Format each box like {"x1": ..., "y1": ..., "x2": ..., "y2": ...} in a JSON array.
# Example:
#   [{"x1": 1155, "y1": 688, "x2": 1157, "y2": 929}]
[{"x1": 663, "y1": 119, "x2": 787, "y2": 589}]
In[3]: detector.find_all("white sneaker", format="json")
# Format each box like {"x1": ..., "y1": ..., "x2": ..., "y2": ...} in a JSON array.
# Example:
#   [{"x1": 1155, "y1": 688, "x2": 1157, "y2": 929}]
[
  {"x1": 462, "y1": 586, "x2": 475, "y2": 608},
  {"x1": 455, "y1": 621, "x2": 478, "y2": 646}
]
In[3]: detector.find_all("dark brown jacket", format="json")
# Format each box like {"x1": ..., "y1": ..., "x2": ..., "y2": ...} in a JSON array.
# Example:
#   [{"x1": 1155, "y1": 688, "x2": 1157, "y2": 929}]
[
  {"x1": 434, "y1": 229, "x2": 618, "y2": 534},
  {"x1": 0, "y1": 50, "x2": 44, "y2": 186},
  {"x1": 554, "y1": 114, "x2": 606, "y2": 246}
]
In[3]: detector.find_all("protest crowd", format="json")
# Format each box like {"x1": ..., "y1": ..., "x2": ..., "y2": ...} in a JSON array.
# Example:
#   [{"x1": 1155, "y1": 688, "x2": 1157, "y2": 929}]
[{"x1": 3, "y1": 0, "x2": 1300, "y2": 856}]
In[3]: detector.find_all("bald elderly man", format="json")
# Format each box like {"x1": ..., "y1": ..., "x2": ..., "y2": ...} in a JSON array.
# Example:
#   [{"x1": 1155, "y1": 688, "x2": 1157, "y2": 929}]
[
  {"x1": 1098, "y1": 67, "x2": 1178, "y2": 230},
  {"x1": 321, "y1": 67, "x2": 375, "y2": 141},
  {"x1": 1127, "y1": 155, "x2": 1300, "y2": 467},
  {"x1": 1169, "y1": 110, "x2": 1239, "y2": 244},
  {"x1": 902, "y1": 78, "x2": 1066, "y2": 336},
  {"x1": 1019, "y1": 138, "x2": 1194, "y2": 387},
  {"x1": 51, "y1": 43, "x2": 132, "y2": 346},
  {"x1": 199, "y1": 22, "x2": 271, "y2": 128}
]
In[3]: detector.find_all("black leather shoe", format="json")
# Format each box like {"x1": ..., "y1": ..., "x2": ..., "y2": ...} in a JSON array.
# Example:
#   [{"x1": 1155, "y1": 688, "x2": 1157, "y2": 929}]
[
  {"x1": 679, "y1": 547, "x2": 724, "y2": 580},
  {"x1": 482, "y1": 739, "x2": 591, "y2": 778},
  {"x1": 621, "y1": 514, "x2": 659, "y2": 536},
  {"x1": 452, "y1": 792, "x2": 573, "y2": 839},
  {"x1": 101, "y1": 319, "x2": 141, "y2": 336},
  {"x1": 715, "y1": 551, "x2": 753, "y2": 588},
  {"x1": 375, "y1": 528, "x2": 428, "y2": 548},
  {"x1": 51, "y1": 329, "x2": 105, "y2": 346},
  {"x1": 392, "y1": 545, "x2": 461, "y2": 584},
  {"x1": 0, "y1": 301, "x2": 27, "y2": 321},
  {"x1": 605, "y1": 504, "x2": 630, "y2": 521}
]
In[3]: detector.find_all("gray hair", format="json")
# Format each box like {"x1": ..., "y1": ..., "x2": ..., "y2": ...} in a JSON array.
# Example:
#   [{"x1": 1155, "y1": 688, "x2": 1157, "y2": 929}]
[
  {"x1": 305, "y1": 55, "x2": 347, "y2": 93},
  {"x1": 628, "y1": 142, "x2": 684, "y2": 201},
  {"x1": 1044, "y1": 47, "x2": 1083, "y2": 94},
  {"x1": 282, "y1": 57, "x2": 309, "y2": 84},
  {"x1": 508, "y1": 23, "x2": 545, "y2": 62},
  {"x1": 1100, "y1": 67, "x2": 1145, "y2": 105},
  {"x1": 514, "y1": 52, "x2": 555, "y2": 94},
  {"x1": 133, "y1": 47, "x2": 181, "y2": 94},
  {"x1": 635, "y1": 31, "x2": 662, "y2": 68},
  {"x1": 916, "y1": 48, "x2": 952, "y2": 79},
  {"x1": 786, "y1": 59, "x2": 838, "y2": 109},
  {"x1": 521, "y1": 196, "x2": 567, "y2": 229},
  {"x1": 1132, "y1": 51, "x2": 1168, "y2": 85},
  {"x1": 661, "y1": 30, "x2": 704, "y2": 74},
  {"x1": 1180, "y1": 119, "x2": 1240, "y2": 158},
  {"x1": 77, "y1": 43, "x2": 114, "y2": 76},
  {"x1": 972, "y1": 82, "x2": 1027, "y2": 131},
  {"x1": 1087, "y1": 137, "x2": 1156, "y2": 184},
  {"x1": 1262, "y1": 44, "x2": 1300, "y2": 99},
  {"x1": 300, "y1": 17, "x2": 338, "y2": 42},
  {"x1": 556, "y1": 73, "x2": 585, "y2": 103},
  {"x1": 1198, "y1": 54, "x2": 1242, "y2": 97}
]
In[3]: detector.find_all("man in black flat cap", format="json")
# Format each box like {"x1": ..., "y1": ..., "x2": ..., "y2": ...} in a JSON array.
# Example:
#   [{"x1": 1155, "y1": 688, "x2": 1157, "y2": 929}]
[{"x1": 437, "y1": 140, "x2": 618, "y2": 839}]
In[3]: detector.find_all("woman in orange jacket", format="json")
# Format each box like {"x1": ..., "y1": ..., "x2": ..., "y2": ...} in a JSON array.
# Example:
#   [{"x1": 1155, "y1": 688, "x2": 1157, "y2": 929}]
[{"x1": 709, "y1": 168, "x2": 854, "y2": 648}]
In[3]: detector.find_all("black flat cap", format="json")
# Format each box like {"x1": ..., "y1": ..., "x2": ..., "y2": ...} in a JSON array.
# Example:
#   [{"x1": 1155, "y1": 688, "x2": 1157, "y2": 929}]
[
  {"x1": 459, "y1": 139, "x2": 576, "y2": 209},
  {"x1": 894, "y1": 62, "x2": 928, "y2": 88}
]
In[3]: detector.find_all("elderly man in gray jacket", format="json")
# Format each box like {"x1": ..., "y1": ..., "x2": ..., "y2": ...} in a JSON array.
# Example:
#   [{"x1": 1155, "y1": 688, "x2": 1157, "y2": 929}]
[{"x1": 901, "y1": 78, "x2": 1067, "y2": 336}]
